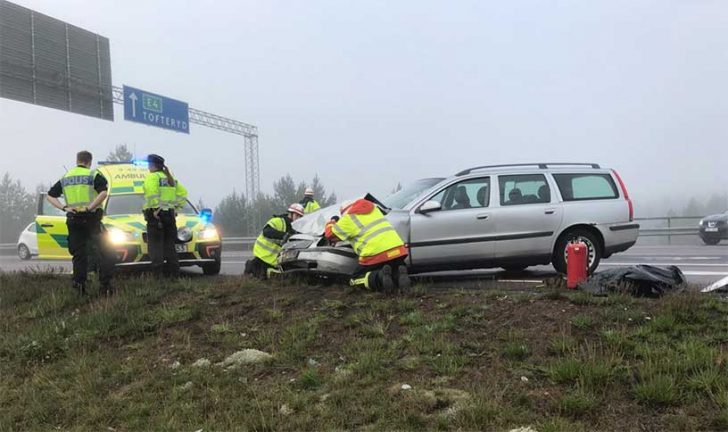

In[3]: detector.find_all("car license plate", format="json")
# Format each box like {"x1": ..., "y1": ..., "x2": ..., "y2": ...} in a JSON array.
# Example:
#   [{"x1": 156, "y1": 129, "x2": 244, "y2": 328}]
[
  {"x1": 706, "y1": 228, "x2": 719, "y2": 232},
  {"x1": 175, "y1": 244, "x2": 187, "y2": 253}
]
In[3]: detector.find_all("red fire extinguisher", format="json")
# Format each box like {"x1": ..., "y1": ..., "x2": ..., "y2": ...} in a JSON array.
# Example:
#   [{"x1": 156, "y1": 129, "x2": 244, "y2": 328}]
[{"x1": 566, "y1": 242, "x2": 588, "y2": 289}]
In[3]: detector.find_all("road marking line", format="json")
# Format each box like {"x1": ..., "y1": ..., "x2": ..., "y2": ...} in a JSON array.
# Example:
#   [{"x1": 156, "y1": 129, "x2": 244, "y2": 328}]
[{"x1": 682, "y1": 271, "x2": 728, "y2": 276}]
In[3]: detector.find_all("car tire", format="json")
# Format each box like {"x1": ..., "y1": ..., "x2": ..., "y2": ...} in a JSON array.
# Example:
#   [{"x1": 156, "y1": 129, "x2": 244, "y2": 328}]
[
  {"x1": 501, "y1": 265, "x2": 528, "y2": 273},
  {"x1": 202, "y1": 259, "x2": 221, "y2": 275},
  {"x1": 702, "y1": 238, "x2": 721, "y2": 246},
  {"x1": 17, "y1": 244, "x2": 31, "y2": 261},
  {"x1": 553, "y1": 228, "x2": 602, "y2": 275}
]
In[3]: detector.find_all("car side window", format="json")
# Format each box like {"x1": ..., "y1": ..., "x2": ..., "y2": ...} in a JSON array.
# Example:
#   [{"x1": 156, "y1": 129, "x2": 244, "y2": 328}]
[
  {"x1": 27, "y1": 223, "x2": 37, "y2": 233},
  {"x1": 499, "y1": 174, "x2": 551, "y2": 206},
  {"x1": 429, "y1": 177, "x2": 490, "y2": 211}
]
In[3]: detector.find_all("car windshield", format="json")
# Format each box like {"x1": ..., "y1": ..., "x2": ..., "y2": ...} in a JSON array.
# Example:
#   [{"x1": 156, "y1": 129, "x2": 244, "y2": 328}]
[
  {"x1": 292, "y1": 203, "x2": 342, "y2": 235},
  {"x1": 104, "y1": 194, "x2": 197, "y2": 216},
  {"x1": 381, "y1": 178, "x2": 444, "y2": 209}
]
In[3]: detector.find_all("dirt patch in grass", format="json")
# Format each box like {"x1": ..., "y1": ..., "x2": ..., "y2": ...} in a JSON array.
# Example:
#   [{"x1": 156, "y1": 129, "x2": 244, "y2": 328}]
[{"x1": 0, "y1": 272, "x2": 726, "y2": 431}]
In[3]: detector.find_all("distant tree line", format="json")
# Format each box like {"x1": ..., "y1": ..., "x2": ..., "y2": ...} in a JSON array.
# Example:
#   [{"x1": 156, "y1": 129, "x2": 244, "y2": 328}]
[
  {"x1": 214, "y1": 174, "x2": 337, "y2": 236},
  {"x1": 0, "y1": 174, "x2": 38, "y2": 243},
  {"x1": 668, "y1": 193, "x2": 728, "y2": 218}
]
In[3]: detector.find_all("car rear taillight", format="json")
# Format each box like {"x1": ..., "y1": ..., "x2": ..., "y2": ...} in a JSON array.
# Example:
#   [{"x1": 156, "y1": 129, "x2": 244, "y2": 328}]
[{"x1": 612, "y1": 169, "x2": 633, "y2": 222}]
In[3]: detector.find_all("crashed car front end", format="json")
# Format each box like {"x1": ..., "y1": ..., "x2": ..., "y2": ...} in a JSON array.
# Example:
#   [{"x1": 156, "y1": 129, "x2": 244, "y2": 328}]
[
  {"x1": 277, "y1": 204, "x2": 360, "y2": 279},
  {"x1": 278, "y1": 234, "x2": 359, "y2": 278}
]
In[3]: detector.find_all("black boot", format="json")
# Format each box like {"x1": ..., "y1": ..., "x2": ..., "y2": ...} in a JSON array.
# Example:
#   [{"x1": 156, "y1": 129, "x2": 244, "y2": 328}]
[
  {"x1": 396, "y1": 265, "x2": 410, "y2": 293},
  {"x1": 379, "y1": 265, "x2": 394, "y2": 294}
]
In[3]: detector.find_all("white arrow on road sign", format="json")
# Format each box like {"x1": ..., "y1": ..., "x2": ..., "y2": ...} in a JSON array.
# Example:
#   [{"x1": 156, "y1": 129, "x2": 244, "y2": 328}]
[{"x1": 128, "y1": 92, "x2": 138, "y2": 117}]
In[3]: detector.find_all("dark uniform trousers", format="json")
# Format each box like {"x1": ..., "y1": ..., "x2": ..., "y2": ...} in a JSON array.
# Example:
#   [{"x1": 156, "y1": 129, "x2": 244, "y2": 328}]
[
  {"x1": 145, "y1": 209, "x2": 179, "y2": 277},
  {"x1": 66, "y1": 211, "x2": 114, "y2": 288}
]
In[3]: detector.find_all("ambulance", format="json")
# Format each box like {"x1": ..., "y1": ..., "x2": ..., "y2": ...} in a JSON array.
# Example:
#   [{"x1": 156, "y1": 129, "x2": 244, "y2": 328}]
[{"x1": 34, "y1": 161, "x2": 222, "y2": 275}]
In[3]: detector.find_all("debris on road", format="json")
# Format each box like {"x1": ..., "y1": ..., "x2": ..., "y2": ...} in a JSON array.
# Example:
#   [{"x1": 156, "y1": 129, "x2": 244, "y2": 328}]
[
  {"x1": 580, "y1": 265, "x2": 686, "y2": 297},
  {"x1": 702, "y1": 275, "x2": 728, "y2": 294}
]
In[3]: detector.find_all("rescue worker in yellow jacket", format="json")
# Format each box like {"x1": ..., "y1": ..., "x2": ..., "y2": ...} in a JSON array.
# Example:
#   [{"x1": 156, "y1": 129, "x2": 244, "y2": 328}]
[
  {"x1": 142, "y1": 154, "x2": 188, "y2": 277},
  {"x1": 245, "y1": 203, "x2": 305, "y2": 279},
  {"x1": 300, "y1": 188, "x2": 321, "y2": 214},
  {"x1": 46, "y1": 150, "x2": 114, "y2": 295},
  {"x1": 325, "y1": 198, "x2": 410, "y2": 292}
]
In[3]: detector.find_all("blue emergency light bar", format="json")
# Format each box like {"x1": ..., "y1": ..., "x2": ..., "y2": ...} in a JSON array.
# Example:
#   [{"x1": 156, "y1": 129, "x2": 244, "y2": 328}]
[
  {"x1": 199, "y1": 208, "x2": 213, "y2": 224},
  {"x1": 97, "y1": 160, "x2": 149, "y2": 167}
]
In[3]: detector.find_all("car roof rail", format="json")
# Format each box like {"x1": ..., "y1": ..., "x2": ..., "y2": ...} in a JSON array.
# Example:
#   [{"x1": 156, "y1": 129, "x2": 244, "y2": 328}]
[{"x1": 456, "y1": 163, "x2": 601, "y2": 176}]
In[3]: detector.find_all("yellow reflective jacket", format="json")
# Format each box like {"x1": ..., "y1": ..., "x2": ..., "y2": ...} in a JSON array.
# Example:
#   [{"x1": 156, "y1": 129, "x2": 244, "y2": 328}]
[
  {"x1": 303, "y1": 199, "x2": 320, "y2": 214},
  {"x1": 143, "y1": 171, "x2": 188, "y2": 210},
  {"x1": 61, "y1": 166, "x2": 102, "y2": 207},
  {"x1": 329, "y1": 200, "x2": 405, "y2": 261},
  {"x1": 253, "y1": 216, "x2": 289, "y2": 266}
]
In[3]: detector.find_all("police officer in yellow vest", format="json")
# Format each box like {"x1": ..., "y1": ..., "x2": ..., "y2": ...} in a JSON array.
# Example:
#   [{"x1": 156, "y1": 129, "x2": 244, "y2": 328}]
[
  {"x1": 325, "y1": 198, "x2": 410, "y2": 292},
  {"x1": 142, "y1": 154, "x2": 188, "y2": 277},
  {"x1": 46, "y1": 151, "x2": 114, "y2": 295},
  {"x1": 245, "y1": 203, "x2": 305, "y2": 279},
  {"x1": 300, "y1": 188, "x2": 321, "y2": 214}
]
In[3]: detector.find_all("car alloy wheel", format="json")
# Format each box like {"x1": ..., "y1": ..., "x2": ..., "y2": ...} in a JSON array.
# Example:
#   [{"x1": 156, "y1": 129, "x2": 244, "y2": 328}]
[{"x1": 18, "y1": 244, "x2": 31, "y2": 260}]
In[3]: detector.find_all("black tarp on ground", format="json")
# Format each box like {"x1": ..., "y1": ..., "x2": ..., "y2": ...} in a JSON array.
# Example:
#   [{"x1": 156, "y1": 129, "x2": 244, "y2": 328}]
[{"x1": 580, "y1": 265, "x2": 686, "y2": 297}]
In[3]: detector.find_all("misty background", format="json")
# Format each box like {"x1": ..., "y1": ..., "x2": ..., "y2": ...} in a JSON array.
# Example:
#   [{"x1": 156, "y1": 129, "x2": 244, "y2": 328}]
[{"x1": 2, "y1": 0, "x2": 728, "y2": 239}]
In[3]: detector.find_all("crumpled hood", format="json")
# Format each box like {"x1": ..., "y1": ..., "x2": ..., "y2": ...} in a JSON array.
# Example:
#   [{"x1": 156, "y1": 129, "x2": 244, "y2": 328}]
[{"x1": 103, "y1": 213, "x2": 205, "y2": 233}]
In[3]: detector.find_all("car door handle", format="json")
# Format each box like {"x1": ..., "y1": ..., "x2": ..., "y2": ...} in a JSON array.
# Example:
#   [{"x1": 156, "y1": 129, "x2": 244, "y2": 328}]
[
  {"x1": 544, "y1": 209, "x2": 556, "y2": 215},
  {"x1": 40, "y1": 224, "x2": 54, "y2": 227},
  {"x1": 476, "y1": 213, "x2": 490, "y2": 220}
]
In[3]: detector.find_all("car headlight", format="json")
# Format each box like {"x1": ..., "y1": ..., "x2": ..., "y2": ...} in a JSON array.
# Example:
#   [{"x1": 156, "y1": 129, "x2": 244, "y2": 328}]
[
  {"x1": 108, "y1": 228, "x2": 134, "y2": 245},
  {"x1": 177, "y1": 227, "x2": 193, "y2": 242},
  {"x1": 699, "y1": 220, "x2": 704, "y2": 226},
  {"x1": 198, "y1": 227, "x2": 219, "y2": 240}
]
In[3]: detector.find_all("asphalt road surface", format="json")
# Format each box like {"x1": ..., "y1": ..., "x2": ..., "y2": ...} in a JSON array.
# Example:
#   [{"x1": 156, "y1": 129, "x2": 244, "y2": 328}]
[{"x1": 2, "y1": 244, "x2": 727, "y2": 287}]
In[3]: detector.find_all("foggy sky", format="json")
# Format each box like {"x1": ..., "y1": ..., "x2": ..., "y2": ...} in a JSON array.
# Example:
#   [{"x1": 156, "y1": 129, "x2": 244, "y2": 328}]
[{"x1": 1, "y1": 0, "x2": 727, "y2": 215}]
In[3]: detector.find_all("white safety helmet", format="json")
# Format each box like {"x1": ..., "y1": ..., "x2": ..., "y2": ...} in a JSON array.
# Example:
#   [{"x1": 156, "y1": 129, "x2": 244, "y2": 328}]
[
  {"x1": 287, "y1": 203, "x2": 305, "y2": 217},
  {"x1": 304, "y1": 187, "x2": 314, "y2": 196}
]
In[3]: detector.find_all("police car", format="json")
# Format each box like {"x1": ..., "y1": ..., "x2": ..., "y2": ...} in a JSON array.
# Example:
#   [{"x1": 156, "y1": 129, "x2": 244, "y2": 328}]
[{"x1": 34, "y1": 161, "x2": 222, "y2": 275}]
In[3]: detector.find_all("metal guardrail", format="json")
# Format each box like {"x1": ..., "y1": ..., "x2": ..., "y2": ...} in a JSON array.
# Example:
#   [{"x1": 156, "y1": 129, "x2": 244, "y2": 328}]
[{"x1": 634, "y1": 217, "x2": 701, "y2": 243}]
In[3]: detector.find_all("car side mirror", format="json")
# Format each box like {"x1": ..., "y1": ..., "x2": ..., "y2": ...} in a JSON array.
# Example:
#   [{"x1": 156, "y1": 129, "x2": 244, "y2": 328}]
[
  {"x1": 419, "y1": 200, "x2": 442, "y2": 214},
  {"x1": 200, "y1": 208, "x2": 213, "y2": 223}
]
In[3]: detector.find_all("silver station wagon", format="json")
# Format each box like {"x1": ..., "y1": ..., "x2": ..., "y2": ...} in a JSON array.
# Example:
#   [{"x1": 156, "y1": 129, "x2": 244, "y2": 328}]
[{"x1": 279, "y1": 163, "x2": 639, "y2": 277}]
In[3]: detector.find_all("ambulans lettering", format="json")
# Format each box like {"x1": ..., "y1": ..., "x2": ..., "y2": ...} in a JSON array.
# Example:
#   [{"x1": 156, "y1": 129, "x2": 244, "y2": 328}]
[{"x1": 114, "y1": 173, "x2": 147, "y2": 180}]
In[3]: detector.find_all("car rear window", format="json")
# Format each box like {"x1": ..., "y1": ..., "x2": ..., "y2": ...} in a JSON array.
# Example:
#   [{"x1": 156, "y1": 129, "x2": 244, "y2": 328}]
[{"x1": 553, "y1": 173, "x2": 619, "y2": 201}]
